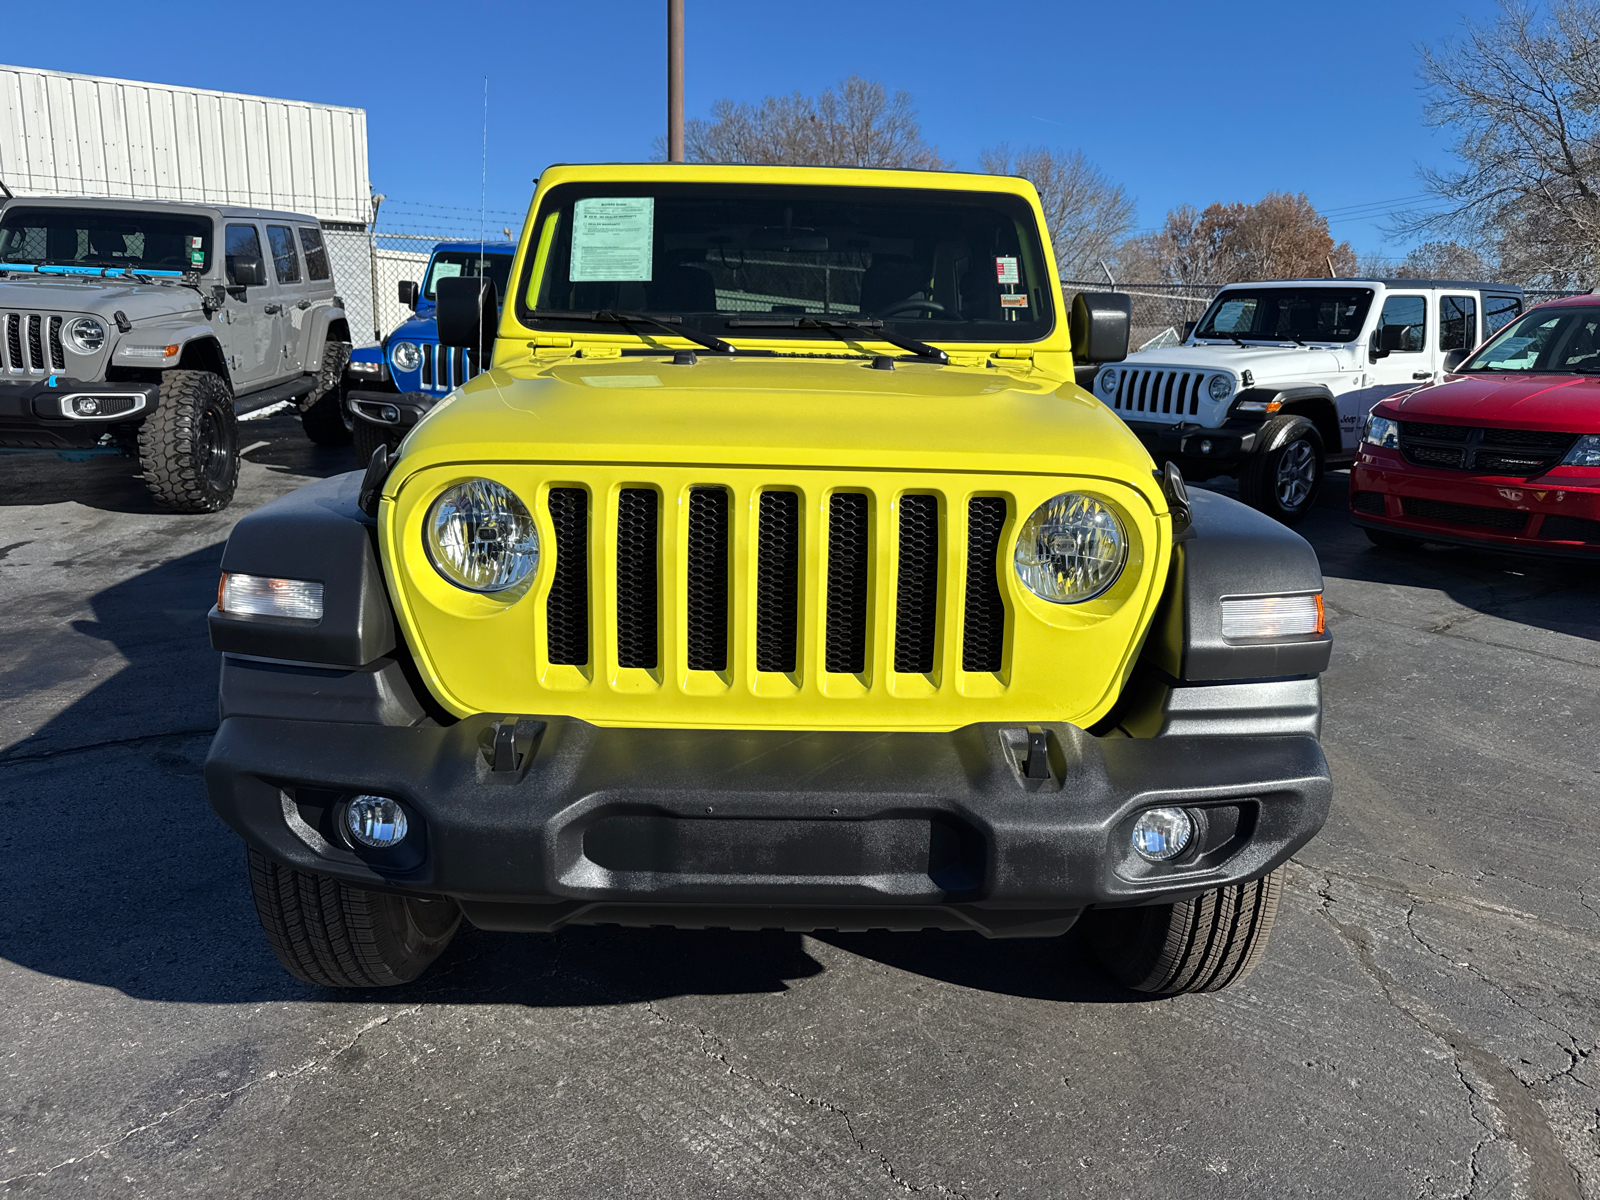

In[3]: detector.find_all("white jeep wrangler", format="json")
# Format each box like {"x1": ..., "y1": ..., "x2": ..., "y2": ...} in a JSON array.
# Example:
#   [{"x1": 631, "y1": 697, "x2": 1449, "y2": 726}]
[{"x1": 1092, "y1": 279, "x2": 1525, "y2": 522}]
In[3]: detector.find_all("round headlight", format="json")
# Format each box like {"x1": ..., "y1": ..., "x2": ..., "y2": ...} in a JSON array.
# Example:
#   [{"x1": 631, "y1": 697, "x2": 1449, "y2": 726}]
[
  {"x1": 1207, "y1": 373, "x2": 1234, "y2": 402},
  {"x1": 1097, "y1": 369, "x2": 1118, "y2": 397},
  {"x1": 391, "y1": 340, "x2": 422, "y2": 373},
  {"x1": 1014, "y1": 492, "x2": 1128, "y2": 604},
  {"x1": 66, "y1": 317, "x2": 106, "y2": 354},
  {"x1": 424, "y1": 479, "x2": 539, "y2": 593}
]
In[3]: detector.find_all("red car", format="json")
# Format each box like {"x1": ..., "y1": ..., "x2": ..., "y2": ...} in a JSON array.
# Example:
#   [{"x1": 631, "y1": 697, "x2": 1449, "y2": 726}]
[{"x1": 1351, "y1": 294, "x2": 1600, "y2": 556}]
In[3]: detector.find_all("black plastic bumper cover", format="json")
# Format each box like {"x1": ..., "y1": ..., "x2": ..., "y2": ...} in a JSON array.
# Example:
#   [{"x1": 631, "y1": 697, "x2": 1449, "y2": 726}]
[{"x1": 206, "y1": 714, "x2": 1331, "y2": 937}]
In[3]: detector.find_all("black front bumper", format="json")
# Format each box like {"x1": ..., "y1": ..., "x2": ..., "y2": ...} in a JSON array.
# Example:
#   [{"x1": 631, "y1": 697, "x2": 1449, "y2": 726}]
[
  {"x1": 1123, "y1": 417, "x2": 1262, "y2": 475},
  {"x1": 206, "y1": 712, "x2": 1331, "y2": 938},
  {"x1": 348, "y1": 390, "x2": 435, "y2": 430},
  {"x1": 0, "y1": 378, "x2": 159, "y2": 448}
]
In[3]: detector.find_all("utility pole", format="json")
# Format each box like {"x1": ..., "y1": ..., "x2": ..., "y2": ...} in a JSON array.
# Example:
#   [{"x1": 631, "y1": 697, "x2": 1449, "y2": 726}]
[{"x1": 667, "y1": 0, "x2": 684, "y2": 163}]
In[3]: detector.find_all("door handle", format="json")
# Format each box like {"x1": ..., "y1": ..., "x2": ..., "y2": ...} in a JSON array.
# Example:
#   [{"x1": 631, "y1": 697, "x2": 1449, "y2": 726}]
[
  {"x1": 1412, "y1": 371, "x2": 1433, "y2": 380},
  {"x1": 262, "y1": 302, "x2": 282, "y2": 315}
]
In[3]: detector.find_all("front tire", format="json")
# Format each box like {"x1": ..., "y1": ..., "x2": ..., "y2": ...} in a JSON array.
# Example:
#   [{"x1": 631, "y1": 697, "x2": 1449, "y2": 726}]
[
  {"x1": 1240, "y1": 416, "x2": 1324, "y2": 525},
  {"x1": 352, "y1": 417, "x2": 400, "y2": 466},
  {"x1": 246, "y1": 848, "x2": 461, "y2": 987},
  {"x1": 1083, "y1": 869, "x2": 1285, "y2": 995},
  {"x1": 300, "y1": 386, "x2": 354, "y2": 446},
  {"x1": 138, "y1": 370, "x2": 239, "y2": 513}
]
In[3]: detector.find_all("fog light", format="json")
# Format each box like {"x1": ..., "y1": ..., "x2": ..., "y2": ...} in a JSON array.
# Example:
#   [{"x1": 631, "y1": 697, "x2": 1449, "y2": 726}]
[
  {"x1": 74, "y1": 396, "x2": 101, "y2": 416},
  {"x1": 218, "y1": 573, "x2": 324, "y2": 620},
  {"x1": 1220, "y1": 593, "x2": 1324, "y2": 640},
  {"x1": 345, "y1": 795, "x2": 408, "y2": 848},
  {"x1": 380, "y1": 404, "x2": 400, "y2": 423},
  {"x1": 1132, "y1": 807, "x2": 1193, "y2": 862},
  {"x1": 1199, "y1": 438, "x2": 1213, "y2": 453}
]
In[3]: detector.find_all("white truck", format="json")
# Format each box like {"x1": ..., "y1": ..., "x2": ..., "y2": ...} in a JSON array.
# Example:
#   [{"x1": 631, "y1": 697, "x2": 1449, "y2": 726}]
[{"x1": 1092, "y1": 278, "x2": 1525, "y2": 522}]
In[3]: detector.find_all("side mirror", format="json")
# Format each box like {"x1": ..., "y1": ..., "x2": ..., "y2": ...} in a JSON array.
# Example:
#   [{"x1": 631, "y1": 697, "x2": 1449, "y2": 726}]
[
  {"x1": 1371, "y1": 324, "x2": 1408, "y2": 360},
  {"x1": 1442, "y1": 347, "x2": 1468, "y2": 373},
  {"x1": 436, "y1": 275, "x2": 499, "y2": 354},
  {"x1": 398, "y1": 280, "x2": 419, "y2": 309},
  {"x1": 1070, "y1": 291, "x2": 1132, "y2": 364},
  {"x1": 228, "y1": 253, "x2": 267, "y2": 289}
]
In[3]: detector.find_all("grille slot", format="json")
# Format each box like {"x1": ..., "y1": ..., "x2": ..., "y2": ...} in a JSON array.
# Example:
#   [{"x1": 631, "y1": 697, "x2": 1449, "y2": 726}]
[
  {"x1": 1400, "y1": 421, "x2": 1471, "y2": 442},
  {"x1": 1538, "y1": 515, "x2": 1600, "y2": 542},
  {"x1": 1351, "y1": 491, "x2": 1386, "y2": 515},
  {"x1": 5, "y1": 314, "x2": 23, "y2": 371},
  {"x1": 47, "y1": 317, "x2": 65, "y2": 371},
  {"x1": 825, "y1": 492, "x2": 871, "y2": 674},
  {"x1": 420, "y1": 343, "x2": 434, "y2": 388},
  {"x1": 1401, "y1": 497, "x2": 1528, "y2": 532},
  {"x1": 26, "y1": 315, "x2": 43, "y2": 371},
  {"x1": 895, "y1": 494, "x2": 939, "y2": 673},
  {"x1": 615, "y1": 488, "x2": 659, "y2": 669},
  {"x1": 546, "y1": 488, "x2": 590, "y2": 666},
  {"x1": 963, "y1": 496, "x2": 1007, "y2": 672},
  {"x1": 755, "y1": 491, "x2": 801, "y2": 673},
  {"x1": 686, "y1": 486, "x2": 730, "y2": 672}
]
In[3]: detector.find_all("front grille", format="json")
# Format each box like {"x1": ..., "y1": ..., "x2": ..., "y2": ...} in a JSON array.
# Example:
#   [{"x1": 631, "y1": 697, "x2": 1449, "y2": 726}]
[
  {"x1": 1, "y1": 311, "x2": 68, "y2": 374},
  {"x1": 615, "y1": 489, "x2": 659, "y2": 669},
  {"x1": 754, "y1": 490, "x2": 801, "y2": 673},
  {"x1": 894, "y1": 495, "x2": 939, "y2": 673},
  {"x1": 26, "y1": 315, "x2": 43, "y2": 372},
  {"x1": 685, "y1": 487, "x2": 730, "y2": 671},
  {"x1": 418, "y1": 343, "x2": 482, "y2": 391},
  {"x1": 963, "y1": 497, "x2": 1008, "y2": 672},
  {"x1": 1538, "y1": 515, "x2": 1600, "y2": 542},
  {"x1": 1401, "y1": 497, "x2": 1528, "y2": 532},
  {"x1": 47, "y1": 316, "x2": 65, "y2": 371},
  {"x1": 1398, "y1": 421, "x2": 1579, "y2": 476},
  {"x1": 1351, "y1": 491, "x2": 1386, "y2": 515},
  {"x1": 546, "y1": 487, "x2": 590, "y2": 666},
  {"x1": 825, "y1": 493, "x2": 871, "y2": 674},
  {"x1": 1108, "y1": 368, "x2": 1207, "y2": 419}
]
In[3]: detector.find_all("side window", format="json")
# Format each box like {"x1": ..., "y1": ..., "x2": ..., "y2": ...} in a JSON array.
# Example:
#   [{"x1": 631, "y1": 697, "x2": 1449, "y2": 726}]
[
  {"x1": 298, "y1": 226, "x2": 330, "y2": 281},
  {"x1": 267, "y1": 225, "x2": 301, "y2": 284},
  {"x1": 1485, "y1": 294, "x2": 1523, "y2": 335},
  {"x1": 225, "y1": 224, "x2": 264, "y2": 286},
  {"x1": 1441, "y1": 295, "x2": 1478, "y2": 352},
  {"x1": 1376, "y1": 295, "x2": 1427, "y2": 352}
]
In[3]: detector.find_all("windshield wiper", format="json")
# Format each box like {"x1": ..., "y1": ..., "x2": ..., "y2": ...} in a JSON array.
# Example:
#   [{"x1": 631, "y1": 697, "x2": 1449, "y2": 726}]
[
  {"x1": 531, "y1": 309, "x2": 736, "y2": 354},
  {"x1": 1196, "y1": 332, "x2": 1247, "y2": 347},
  {"x1": 726, "y1": 317, "x2": 949, "y2": 365}
]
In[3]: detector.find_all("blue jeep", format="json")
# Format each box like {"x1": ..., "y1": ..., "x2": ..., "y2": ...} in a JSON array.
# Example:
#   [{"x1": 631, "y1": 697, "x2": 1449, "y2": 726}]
[{"x1": 345, "y1": 240, "x2": 515, "y2": 462}]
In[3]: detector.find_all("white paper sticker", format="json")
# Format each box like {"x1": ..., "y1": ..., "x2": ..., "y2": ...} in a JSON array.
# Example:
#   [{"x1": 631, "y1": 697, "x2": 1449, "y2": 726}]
[
  {"x1": 580, "y1": 374, "x2": 662, "y2": 388},
  {"x1": 571, "y1": 197, "x2": 655, "y2": 282},
  {"x1": 430, "y1": 262, "x2": 463, "y2": 284},
  {"x1": 995, "y1": 256, "x2": 1019, "y2": 285}
]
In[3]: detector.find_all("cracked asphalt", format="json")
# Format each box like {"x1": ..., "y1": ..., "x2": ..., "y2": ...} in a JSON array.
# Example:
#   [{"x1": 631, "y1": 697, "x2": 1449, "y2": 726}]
[{"x1": 1, "y1": 415, "x2": 1597, "y2": 1198}]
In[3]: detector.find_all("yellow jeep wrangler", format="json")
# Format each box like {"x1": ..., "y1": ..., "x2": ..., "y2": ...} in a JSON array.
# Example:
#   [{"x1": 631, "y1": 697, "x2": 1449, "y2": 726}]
[{"x1": 205, "y1": 164, "x2": 1332, "y2": 995}]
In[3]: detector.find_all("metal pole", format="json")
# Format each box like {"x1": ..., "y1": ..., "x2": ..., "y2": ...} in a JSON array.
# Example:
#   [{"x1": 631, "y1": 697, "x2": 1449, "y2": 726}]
[
  {"x1": 368, "y1": 193, "x2": 386, "y2": 344},
  {"x1": 667, "y1": 0, "x2": 684, "y2": 163}
]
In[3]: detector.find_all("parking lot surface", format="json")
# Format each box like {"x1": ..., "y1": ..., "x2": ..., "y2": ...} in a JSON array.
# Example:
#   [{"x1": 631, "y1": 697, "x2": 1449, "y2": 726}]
[{"x1": 2, "y1": 417, "x2": 1597, "y2": 1199}]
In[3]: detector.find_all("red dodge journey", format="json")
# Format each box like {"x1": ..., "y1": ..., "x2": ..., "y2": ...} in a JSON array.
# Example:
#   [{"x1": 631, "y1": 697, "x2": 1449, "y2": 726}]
[{"x1": 1351, "y1": 295, "x2": 1600, "y2": 556}]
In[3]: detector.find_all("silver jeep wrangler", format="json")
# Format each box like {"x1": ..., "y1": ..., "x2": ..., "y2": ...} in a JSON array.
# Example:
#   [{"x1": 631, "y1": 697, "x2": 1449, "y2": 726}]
[{"x1": 0, "y1": 196, "x2": 352, "y2": 512}]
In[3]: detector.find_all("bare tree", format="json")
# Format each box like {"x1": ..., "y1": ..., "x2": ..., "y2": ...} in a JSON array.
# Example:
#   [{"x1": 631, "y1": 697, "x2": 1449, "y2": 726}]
[
  {"x1": 678, "y1": 77, "x2": 951, "y2": 169},
  {"x1": 979, "y1": 144, "x2": 1135, "y2": 281},
  {"x1": 1398, "y1": 240, "x2": 1492, "y2": 279},
  {"x1": 1409, "y1": 1, "x2": 1600, "y2": 287},
  {"x1": 1126, "y1": 193, "x2": 1357, "y2": 286}
]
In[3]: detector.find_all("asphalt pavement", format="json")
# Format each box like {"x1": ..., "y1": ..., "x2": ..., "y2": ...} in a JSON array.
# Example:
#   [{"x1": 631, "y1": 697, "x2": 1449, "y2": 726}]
[{"x1": 1, "y1": 417, "x2": 1596, "y2": 1199}]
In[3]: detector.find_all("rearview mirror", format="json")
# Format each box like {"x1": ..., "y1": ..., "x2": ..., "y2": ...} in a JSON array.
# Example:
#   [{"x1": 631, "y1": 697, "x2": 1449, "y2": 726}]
[
  {"x1": 436, "y1": 275, "x2": 499, "y2": 354},
  {"x1": 398, "y1": 280, "x2": 419, "y2": 309},
  {"x1": 1070, "y1": 292, "x2": 1132, "y2": 364},
  {"x1": 228, "y1": 253, "x2": 266, "y2": 289}
]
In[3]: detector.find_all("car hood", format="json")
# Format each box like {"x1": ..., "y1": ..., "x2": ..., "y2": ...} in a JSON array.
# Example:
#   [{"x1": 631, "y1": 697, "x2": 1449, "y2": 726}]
[
  {"x1": 0, "y1": 277, "x2": 203, "y2": 322},
  {"x1": 1388, "y1": 373, "x2": 1600, "y2": 431},
  {"x1": 390, "y1": 355, "x2": 1165, "y2": 492},
  {"x1": 1120, "y1": 343, "x2": 1347, "y2": 379},
  {"x1": 389, "y1": 314, "x2": 436, "y2": 342}
]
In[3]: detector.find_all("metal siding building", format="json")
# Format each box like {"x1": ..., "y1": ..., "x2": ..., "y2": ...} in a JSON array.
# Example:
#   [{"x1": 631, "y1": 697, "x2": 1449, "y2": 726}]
[{"x1": 0, "y1": 64, "x2": 384, "y2": 340}]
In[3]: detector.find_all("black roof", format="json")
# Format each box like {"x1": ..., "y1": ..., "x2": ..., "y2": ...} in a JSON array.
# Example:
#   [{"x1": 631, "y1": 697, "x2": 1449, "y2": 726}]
[{"x1": 1225, "y1": 277, "x2": 1523, "y2": 292}]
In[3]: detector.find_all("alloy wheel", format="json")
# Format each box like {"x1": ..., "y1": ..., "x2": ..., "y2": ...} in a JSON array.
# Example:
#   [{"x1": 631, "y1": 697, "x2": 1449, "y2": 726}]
[{"x1": 1275, "y1": 438, "x2": 1316, "y2": 510}]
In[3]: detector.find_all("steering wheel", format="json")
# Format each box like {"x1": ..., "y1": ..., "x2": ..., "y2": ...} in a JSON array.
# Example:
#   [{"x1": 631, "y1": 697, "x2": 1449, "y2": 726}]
[{"x1": 878, "y1": 299, "x2": 946, "y2": 318}]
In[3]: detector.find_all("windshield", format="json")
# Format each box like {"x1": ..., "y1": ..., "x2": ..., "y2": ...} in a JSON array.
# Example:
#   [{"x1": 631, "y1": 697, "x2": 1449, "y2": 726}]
[
  {"x1": 1460, "y1": 305, "x2": 1600, "y2": 373},
  {"x1": 519, "y1": 183, "x2": 1054, "y2": 343},
  {"x1": 0, "y1": 206, "x2": 212, "y2": 274},
  {"x1": 1194, "y1": 287, "x2": 1374, "y2": 343},
  {"x1": 424, "y1": 249, "x2": 514, "y2": 300}
]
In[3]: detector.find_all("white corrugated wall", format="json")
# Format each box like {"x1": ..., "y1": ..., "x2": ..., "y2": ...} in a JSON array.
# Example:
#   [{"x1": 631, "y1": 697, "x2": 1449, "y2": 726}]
[{"x1": 0, "y1": 64, "x2": 371, "y2": 224}]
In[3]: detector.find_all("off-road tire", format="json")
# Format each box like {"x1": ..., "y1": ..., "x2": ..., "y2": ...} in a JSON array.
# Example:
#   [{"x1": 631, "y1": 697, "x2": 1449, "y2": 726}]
[
  {"x1": 1239, "y1": 415, "x2": 1324, "y2": 526},
  {"x1": 1084, "y1": 868, "x2": 1285, "y2": 995},
  {"x1": 246, "y1": 848, "x2": 461, "y2": 987},
  {"x1": 1364, "y1": 527, "x2": 1423, "y2": 551},
  {"x1": 137, "y1": 369, "x2": 239, "y2": 513},
  {"x1": 299, "y1": 342, "x2": 354, "y2": 446},
  {"x1": 353, "y1": 417, "x2": 399, "y2": 466}
]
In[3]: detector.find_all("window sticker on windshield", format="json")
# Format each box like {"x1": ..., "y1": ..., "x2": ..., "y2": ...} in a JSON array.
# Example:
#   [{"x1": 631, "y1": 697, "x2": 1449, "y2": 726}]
[
  {"x1": 995, "y1": 256, "x2": 1019, "y2": 285},
  {"x1": 188, "y1": 235, "x2": 204, "y2": 265},
  {"x1": 1000, "y1": 294, "x2": 1028, "y2": 308},
  {"x1": 571, "y1": 197, "x2": 655, "y2": 282},
  {"x1": 431, "y1": 262, "x2": 464, "y2": 285}
]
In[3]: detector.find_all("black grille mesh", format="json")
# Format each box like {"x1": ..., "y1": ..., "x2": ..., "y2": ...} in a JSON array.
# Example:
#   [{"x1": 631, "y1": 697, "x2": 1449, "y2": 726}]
[
  {"x1": 755, "y1": 491, "x2": 801, "y2": 673},
  {"x1": 895, "y1": 494, "x2": 939, "y2": 673},
  {"x1": 26, "y1": 315, "x2": 43, "y2": 372},
  {"x1": 545, "y1": 488, "x2": 589, "y2": 666},
  {"x1": 1350, "y1": 491, "x2": 1386, "y2": 516},
  {"x1": 47, "y1": 317, "x2": 64, "y2": 371},
  {"x1": 963, "y1": 496, "x2": 1007, "y2": 672},
  {"x1": 826, "y1": 493, "x2": 871, "y2": 674},
  {"x1": 1401, "y1": 496, "x2": 1528, "y2": 532},
  {"x1": 1483, "y1": 428, "x2": 1578, "y2": 451},
  {"x1": 4, "y1": 316, "x2": 20, "y2": 369},
  {"x1": 1400, "y1": 421, "x2": 1470, "y2": 442},
  {"x1": 615, "y1": 488, "x2": 659, "y2": 669},
  {"x1": 686, "y1": 487, "x2": 730, "y2": 672},
  {"x1": 1539, "y1": 515, "x2": 1600, "y2": 542}
]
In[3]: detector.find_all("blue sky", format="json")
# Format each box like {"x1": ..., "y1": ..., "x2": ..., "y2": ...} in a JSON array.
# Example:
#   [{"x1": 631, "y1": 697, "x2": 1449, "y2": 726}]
[{"x1": 10, "y1": 0, "x2": 1509, "y2": 255}]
